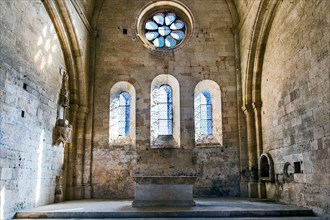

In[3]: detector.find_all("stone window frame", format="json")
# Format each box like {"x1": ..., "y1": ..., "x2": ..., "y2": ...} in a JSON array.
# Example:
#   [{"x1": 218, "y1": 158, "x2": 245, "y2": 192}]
[
  {"x1": 136, "y1": 0, "x2": 194, "y2": 51},
  {"x1": 150, "y1": 74, "x2": 180, "y2": 148},
  {"x1": 258, "y1": 153, "x2": 274, "y2": 182},
  {"x1": 109, "y1": 81, "x2": 136, "y2": 146},
  {"x1": 194, "y1": 80, "x2": 223, "y2": 146}
]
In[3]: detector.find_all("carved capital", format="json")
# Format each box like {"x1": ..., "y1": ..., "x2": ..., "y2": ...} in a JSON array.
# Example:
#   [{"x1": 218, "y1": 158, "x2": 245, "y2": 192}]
[
  {"x1": 77, "y1": 106, "x2": 89, "y2": 121},
  {"x1": 252, "y1": 101, "x2": 262, "y2": 116},
  {"x1": 252, "y1": 101, "x2": 262, "y2": 110},
  {"x1": 241, "y1": 104, "x2": 253, "y2": 116},
  {"x1": 54, "y1": 119, "x2": 72, "y2": 145},
  {"x1": 70, "y1": 104, "x2": 80, "y2": 112},
  {"x1": 78, "y1": 106, "x2": 89, "y2": 115}
]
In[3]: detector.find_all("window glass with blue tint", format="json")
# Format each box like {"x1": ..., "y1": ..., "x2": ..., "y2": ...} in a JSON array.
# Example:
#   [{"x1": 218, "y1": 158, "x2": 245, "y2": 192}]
[
  {"x1": 195, "y1": 91, "x2": 212, "y2": 135},
  {"x1": 156, "y1": 85, "x2": 173, "y2": 135},
  {"x1": 117, "y1": 92, "x2": 130, "y2": 136},
  {"x1": 144, "y1": 11, "x2": 185, "y2": 49}
]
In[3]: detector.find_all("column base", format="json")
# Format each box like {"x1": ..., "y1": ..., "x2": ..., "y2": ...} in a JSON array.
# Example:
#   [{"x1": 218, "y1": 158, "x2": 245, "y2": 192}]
[
  {"x1": 248, "y1": 181, "x2": 259, "y2": 198},
  {"x1": 258, "y1": 182, "x2": 267, "y2": 198},
  {"x1": 240, "y1": 181, "x2": 249, "y2": 197}
]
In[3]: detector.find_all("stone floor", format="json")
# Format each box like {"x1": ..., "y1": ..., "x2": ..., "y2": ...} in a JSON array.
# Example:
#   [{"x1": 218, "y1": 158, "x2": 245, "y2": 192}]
[{"x1": 14, "y1": 198, "x2": 322, "y2": 219}]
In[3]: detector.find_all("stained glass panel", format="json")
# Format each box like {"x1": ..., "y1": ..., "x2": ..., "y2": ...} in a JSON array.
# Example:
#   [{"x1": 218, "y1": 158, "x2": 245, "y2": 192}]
[
  {"x1": 145, "y1": 20, "x2": 158, "y2": 30},
  {"x1": 144, "y1": 11, "x2": 186, "y2": 49},
  {"x1": 195, "y1": 91, "x2": 213, "y2": 135},
  {"x1": 157, "y1": 85, "x2": 173, "y2": 135},
  {"x1": 153, "y1": 12, "x2": 165, "y2": 25},
  {"x1": 118, "y1": 92, "x2": 130, "y2": 136}
]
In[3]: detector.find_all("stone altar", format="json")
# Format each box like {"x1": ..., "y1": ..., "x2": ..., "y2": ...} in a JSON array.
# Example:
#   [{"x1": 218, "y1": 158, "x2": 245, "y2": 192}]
[{"x1": 132, "y1": 176, "x2": 197, "y2": 207}]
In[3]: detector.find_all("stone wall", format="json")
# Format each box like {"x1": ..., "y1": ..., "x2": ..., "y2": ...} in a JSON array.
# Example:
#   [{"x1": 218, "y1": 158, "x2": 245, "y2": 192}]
[
  {"x1": 0, "y1": 0, "x2": 66, "y2": 218},
  {"x1": 261, "y1": 0, "x2": 329, "y2": 217},
  {"x1": 91, "y1": 0, "x2": 240, "y2": 198}
]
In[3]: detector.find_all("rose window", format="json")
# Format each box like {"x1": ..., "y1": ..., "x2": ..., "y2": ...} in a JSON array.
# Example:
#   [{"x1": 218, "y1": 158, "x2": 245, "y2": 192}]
[{"x1": 144, "y1": 11, "x2": 186, "y2": 49}]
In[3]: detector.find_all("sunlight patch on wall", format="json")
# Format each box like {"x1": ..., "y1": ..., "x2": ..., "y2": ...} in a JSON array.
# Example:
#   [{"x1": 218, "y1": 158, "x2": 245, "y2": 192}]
[
  {"x1": 35, "y1": 129, "x2": 44, "y2": 205},
  {"x1": 0, "y1": 186, "x2": 5, "y2": 220},
  {"x1": 34, "y1": 25, "x2": 58, "y2": 70}
]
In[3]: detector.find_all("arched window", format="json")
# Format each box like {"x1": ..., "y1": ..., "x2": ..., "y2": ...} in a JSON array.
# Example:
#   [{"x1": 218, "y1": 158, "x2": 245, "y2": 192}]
[
  {"x1": 136, "y1": 1, "x2": 194, "y2": 51},
  {"x1": 150, "y1": 74, "x2": 180, "y2": 148},
  {"x1": 109, "y1": 82, "x2": 136, "y2": 146},
  {"x1": 117, "y1": 92, "x2": 130, "y2": 136},
  {"x1": 155, "y1": 85, "x2": 173, "y2": 135},
  {"x1": 195, "y1": 91, "x2": 212, "y2": 135},
  {"x1": 110, "y1": 92, "x2": 130, "y2": 137},
  {"x1": 194, "y1": 80, "x2": 222, "y2": 146}
]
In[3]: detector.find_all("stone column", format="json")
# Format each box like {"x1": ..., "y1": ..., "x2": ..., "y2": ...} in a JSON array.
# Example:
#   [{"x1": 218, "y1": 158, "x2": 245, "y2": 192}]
[
  {"x1": 73, "y1": 106, "x2": 88, "y2": 199},
  {"x1": 252, "y1": 102, "x2": 263, "y2": 158},
  {"x1": 242, "y1": 104, "x2": 258, "y2": 197},
  {"x1": 252, "y1": 101, "x2": 266, "y2": 198},
  {"x1": 66, "y1": 104, "x2": 79, "y2": 200}
]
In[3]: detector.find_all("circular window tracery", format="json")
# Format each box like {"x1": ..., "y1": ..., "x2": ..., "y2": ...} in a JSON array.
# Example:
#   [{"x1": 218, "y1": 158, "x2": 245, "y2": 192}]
[
  {"x1": 136, "y1": 1, "x2": 194, "y2": 51},
  {"x1": 144, "y1": 11, "x2": 186, "y2": 49}
]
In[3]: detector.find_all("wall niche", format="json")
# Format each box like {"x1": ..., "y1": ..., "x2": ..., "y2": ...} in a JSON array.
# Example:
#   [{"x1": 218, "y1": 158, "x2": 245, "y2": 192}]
[{"x1": 258, "y1": 153, "x2": 274, "y2": 182}]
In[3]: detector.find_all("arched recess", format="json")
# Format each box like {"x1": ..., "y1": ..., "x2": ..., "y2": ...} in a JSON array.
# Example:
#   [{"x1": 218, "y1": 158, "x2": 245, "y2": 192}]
[
  {"x1": 241, "y1": 0, "x2": 280, "y2": 197},
  {"x1": 258, "y1": 153, "x2": 274, "y2": 182},
  {"x1": 109, "y1": 81, "x2": 136, "y2": 146},
  {"x1": 194, "y1": 80, "x2": 223, "y2": 146},
  {"x1": 150, "y1": 74, "x2": 180, "y2": 148},
  {"x1": 42, "y1": 0, "x2": 91, "y2": 200}
]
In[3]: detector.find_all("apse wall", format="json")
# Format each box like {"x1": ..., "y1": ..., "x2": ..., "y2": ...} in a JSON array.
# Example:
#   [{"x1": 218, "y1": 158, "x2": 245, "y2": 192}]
[
  {"x1": 0, "y1": 1, "x2": 66, "y2": 218},
  {"x1": 92, "y1": 0, "x2": 240, "y2": 198},
  {"x1": 261, "y1": 1, "x2": 329, "y2": 217}
]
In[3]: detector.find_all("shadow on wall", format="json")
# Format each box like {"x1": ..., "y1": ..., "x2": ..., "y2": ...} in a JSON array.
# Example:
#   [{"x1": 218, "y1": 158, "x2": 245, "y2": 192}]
[{"x1": 211, "y1": 177, "x2": 237, "y2": 196}]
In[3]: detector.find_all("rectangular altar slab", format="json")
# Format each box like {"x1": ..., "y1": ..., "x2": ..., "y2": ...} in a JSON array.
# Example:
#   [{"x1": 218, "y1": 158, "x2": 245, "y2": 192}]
[{"x1": 132, "y1": 176, "x2": 197, "y2": 207}]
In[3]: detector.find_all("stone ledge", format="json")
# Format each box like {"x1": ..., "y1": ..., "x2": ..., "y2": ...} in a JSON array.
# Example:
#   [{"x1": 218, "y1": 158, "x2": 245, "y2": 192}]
[
  {"x1": 132, "y1": 200, "x2": 196, "y2": 207},
  {"x1": 133, "y1": 176, "x2": 197, "y2": 184}
]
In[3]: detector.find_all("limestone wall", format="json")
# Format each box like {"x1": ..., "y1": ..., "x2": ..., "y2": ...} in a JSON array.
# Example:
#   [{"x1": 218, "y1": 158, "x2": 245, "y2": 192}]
[
  {"x1": 91, "y1": 0, "x2": 240, "y2": 198},
  {"x1": 261, "y1": 0, "x2": 329, "y2": 217},
  {"x1": 0, "y1": 0, "x2": 65, "y2": 218}
]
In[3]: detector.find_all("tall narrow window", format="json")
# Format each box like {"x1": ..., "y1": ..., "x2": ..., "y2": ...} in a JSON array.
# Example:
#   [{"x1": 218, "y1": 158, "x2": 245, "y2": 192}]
[
  {"x1": 118, "y1": 92, "x2": 130, "y2": 136},
  {"x1": 109, "y1": 81, "x2": 136, "y2": 146},
  {"x1": 194, "y1": 80, "x2": 222, "y2": 146},
  {"x1": 155, "y1": 85, "x2": 173, "y2": 135},
  {"x1": 195, "y1": 91, "x2": 212, "y2": 135},
  {"x1": 150, "y1": 74, "x2": 180, "y2": 148},
  {"x1": 110, "y1": 92, "x2": 130, "y2": 138}
]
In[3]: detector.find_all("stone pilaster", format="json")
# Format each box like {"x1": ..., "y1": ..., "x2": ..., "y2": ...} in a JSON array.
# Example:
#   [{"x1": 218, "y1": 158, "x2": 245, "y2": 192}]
[
  {"x1": 242, "y1": 104, "x2": 258, "y2": 197},
  {"x1": 252, "y1": 101, "x2": 266, "y2": 198},
  {"x1": 252, "y1": 101, "x2": 263, "y2": 158},
  {"x1": 65, "y1": 104, "x2": 79, "y2": 200},
  {"x1": 73, "y1": 106, "x2": 88, "y2": 199}
]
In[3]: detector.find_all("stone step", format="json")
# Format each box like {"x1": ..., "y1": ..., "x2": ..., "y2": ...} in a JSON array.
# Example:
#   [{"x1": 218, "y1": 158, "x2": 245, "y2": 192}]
[
  {"x1": 14, "y1": 198, "x2": 316, "y2": 219},
  {"x1": 14, "y1": 210, "x2": 315, "y2": 219}
]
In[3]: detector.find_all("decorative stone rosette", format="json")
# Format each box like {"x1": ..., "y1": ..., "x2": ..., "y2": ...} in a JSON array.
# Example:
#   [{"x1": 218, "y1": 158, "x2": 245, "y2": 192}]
[{"x1": 144, "y1": 11, "x2": 185, "y2": 49}]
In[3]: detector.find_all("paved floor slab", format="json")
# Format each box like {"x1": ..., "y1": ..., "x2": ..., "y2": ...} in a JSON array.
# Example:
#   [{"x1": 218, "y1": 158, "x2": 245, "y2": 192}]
[{"x1": 14, "y1": 198, "x2": 319, "y2": 219}]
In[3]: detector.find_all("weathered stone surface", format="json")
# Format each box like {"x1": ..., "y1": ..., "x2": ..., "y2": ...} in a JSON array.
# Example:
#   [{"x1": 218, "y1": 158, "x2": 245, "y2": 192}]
[
  {"x1": 1, "y1": 0, "x2": 329, "y2": 219},
  {"x1": 91, "y1": 0, "x2": 240, "y2": 199},
  {"x1": 259, "y1": 0, "x2": 329, "y2": 217},
  {"x1": 132, "y1": 176, "x2": 196, "y2": 207},
  {"x1": 0, "y1": 0, "x2": 66, "y2": 219}
]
